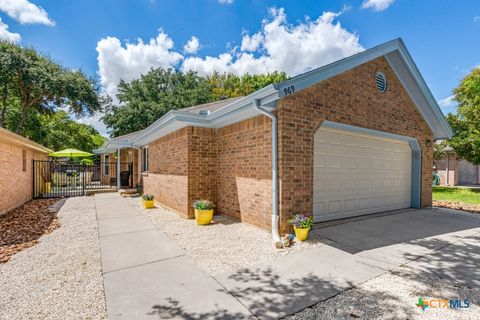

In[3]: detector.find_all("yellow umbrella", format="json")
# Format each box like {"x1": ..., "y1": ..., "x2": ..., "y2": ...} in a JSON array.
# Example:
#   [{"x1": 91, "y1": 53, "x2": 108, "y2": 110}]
[{"x1": 49, "y1": 148, "x2": 93, "y2": 158}]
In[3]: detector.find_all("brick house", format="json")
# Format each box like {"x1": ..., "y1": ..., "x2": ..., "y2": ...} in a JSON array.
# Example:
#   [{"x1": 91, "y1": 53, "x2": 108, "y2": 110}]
[
  {"x1": 0, "y1": 128, "x2": 51, "y2": 215},
  {"x1": 95, "y1": 39, "x2": 452, "y2": 239},
  {"x1": 435, "y1": 146, "x2": 480, "y2": 186}
]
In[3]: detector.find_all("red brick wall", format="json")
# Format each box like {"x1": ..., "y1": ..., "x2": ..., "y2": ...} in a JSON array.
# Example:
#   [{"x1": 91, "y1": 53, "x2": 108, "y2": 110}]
[
  {"x1": 0, "y1": 140, "x2": 47, "y2": 215},
  {"x1": 216, "y1": 116, "x2": 272, "y2": 229},
  {"x1": 187, "y1": 127, "x2": 217, "y2": 218},
  {"x1": 143, "y1": 128, "x2": 189, "y2": 216},
  {"x1": 276, "y1": 57, "x2": 434, "y2": 232}
]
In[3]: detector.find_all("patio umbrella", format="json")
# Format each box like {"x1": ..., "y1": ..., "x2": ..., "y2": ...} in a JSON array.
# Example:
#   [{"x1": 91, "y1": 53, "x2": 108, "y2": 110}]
[{"x1": 49, "y1": 148, "x2": 93, "y2": 158}]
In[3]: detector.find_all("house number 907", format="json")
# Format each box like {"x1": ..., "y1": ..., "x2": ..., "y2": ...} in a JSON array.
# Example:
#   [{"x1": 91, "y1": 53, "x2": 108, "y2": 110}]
[{"x1": 283, "y1": 85, "x2": 295, "y2": 96}]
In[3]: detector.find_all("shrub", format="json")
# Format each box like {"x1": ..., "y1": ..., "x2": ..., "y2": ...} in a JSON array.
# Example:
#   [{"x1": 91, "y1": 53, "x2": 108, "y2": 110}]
[
  {"x1": 142, "y1": 194, "x2": 154, "y2": 201},
  {"x1": 193, "y1": 200, "x2": 214, "y2": 210},
  {"x1": 288, "y1": 214, "x2": 313, "y2": 229}
]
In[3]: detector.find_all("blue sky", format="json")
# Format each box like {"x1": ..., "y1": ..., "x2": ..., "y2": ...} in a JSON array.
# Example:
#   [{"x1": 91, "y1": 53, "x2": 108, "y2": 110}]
[{"x1": 1, "y1": 0, "x2": 479, "y2": 135}]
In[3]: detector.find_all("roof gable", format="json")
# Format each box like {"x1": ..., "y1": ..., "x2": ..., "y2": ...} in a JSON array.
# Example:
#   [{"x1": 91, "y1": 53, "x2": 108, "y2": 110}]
[{"x1": 96, "y1": 38, "x2": 451, "y2": 152}]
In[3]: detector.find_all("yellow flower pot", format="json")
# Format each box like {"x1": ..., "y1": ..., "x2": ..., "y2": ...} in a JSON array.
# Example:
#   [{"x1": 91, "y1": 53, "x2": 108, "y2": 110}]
[
  {"x1": 144, "y1": 200, "x2": 155, "y2": 209},
  {"x1": 195, "y1": 209, "x2": 213, "y2": 225},
  {"x1": 44, "y1": 182, "x2": 51, "y2": 193},
  {"x1": 294, "y1": 226, "x2": 310, "y2": 241}
]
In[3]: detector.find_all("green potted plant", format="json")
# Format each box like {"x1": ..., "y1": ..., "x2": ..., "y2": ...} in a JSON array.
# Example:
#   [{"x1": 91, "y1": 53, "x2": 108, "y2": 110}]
[
  {"x1": 142, "y1": 194, "x2": 155, "y2": 209},
  {"x1": 193, "y1": 200, "x2": 215, "y2": 225},
  {"x1": 288, "y1": 214, "x2": 313, "y2": 241}
]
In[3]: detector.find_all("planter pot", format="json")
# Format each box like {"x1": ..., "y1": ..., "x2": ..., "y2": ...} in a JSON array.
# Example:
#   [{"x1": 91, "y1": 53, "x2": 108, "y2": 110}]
[
  {"x1": 294, "y1": 226, "x2": 310, "y2": 241},
  {"x1": 143, "y1": 200, "x2": 155, "y2": 209},
  {"x1": 195, "y1": 209, "x2": 213, "y2": 225},
  {"x1": 44, "y1": 182, "x2": 51, "y2": 193}
]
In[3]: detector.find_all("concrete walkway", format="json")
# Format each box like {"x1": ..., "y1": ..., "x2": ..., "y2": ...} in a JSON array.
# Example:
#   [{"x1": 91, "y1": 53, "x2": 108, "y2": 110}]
[
  {"x1": 96, "y1": 194, "x2": 480, "y2": 320},
  {"x1": 95, "y1": 193, "x2": 253, "y2": 320}
]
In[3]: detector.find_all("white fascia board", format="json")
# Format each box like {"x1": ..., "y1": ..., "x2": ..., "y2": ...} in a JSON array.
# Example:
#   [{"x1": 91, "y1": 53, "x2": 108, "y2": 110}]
[
  {"x1": 276, "y1": 37, "x2": 452, "y2": 140},
  {"x1": 130, "y1": 85, "x2": 278, "y2": 146},
  {"x1": 394, "y1": 40, "x2": 453, "y2": 139}
]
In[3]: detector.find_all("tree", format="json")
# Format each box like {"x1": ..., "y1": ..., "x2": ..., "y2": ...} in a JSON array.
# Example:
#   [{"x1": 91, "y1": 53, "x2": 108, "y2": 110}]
[
  {"x1": 103, "y1": 68, "x2": 214, "y2": 137},
  {"x1": 446, "y1": 67, "x2": 480, "y2": 165},
  {"x1": 103, "y1": 69, "x2": 288, "y2": 137},
  {"x1": 433, "y1": 141, "x2": 448, "y2": 168},
  {"x1": 207, "y1": 72, "x2": 288, "y2": 100},
  {"x1": 0, "y1": 41, "x2": 102, "y2": 133},
  {"x1": 4, "y1": 102, "x2": 105, "y2": 151}
]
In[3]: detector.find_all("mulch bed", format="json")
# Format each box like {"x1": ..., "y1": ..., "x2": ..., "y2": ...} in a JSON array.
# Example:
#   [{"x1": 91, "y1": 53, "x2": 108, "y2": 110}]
[
  {"x1": 433, "y1": 200, "x2": 480, "y2": 214},
  {"x1": 0, "y1": 199, "x2": 60, "y2": 263}
]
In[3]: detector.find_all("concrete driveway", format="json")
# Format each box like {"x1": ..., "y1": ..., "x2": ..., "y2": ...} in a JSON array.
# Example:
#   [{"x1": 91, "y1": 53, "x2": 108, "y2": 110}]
[
  {"x1": 95, "y1": 194, "x2": 480, "y2": 320},
  {"x1": 215, "y1": 208, "x2": 480, "y2": 319}
]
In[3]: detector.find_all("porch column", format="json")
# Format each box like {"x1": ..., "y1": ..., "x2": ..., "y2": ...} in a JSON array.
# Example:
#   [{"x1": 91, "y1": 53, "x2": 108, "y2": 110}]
[
  {"x1": 137, "y1": 149, "x2": 141, "y2": 184},
  {"x1": 117, "y1": 148, "x2": 121, "y2": 190}
]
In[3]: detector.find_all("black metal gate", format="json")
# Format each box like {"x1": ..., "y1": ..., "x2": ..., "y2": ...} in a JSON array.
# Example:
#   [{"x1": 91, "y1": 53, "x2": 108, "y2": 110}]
[{"x1": 33, "y1": 160, "x2": 133, "y2": 198}]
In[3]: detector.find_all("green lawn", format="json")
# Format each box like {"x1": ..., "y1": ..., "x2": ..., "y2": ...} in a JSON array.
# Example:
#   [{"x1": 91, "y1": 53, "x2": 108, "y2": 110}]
[{"x1": 433, "y1": 186, "x2": 480, "y2": 204}]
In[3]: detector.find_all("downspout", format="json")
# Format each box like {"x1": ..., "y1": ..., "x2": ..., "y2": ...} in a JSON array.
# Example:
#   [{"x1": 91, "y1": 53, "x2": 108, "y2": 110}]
[
  {"x1": 254, "y1": 100, "x2": 281, "y2": 245},
  {"x1": 116, "y1": 148, "x2": 121, "y2": 190}
]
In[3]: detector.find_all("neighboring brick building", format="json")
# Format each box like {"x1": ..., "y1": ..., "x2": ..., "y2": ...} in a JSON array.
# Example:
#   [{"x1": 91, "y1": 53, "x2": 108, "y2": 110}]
[
  {"x1": 435, "y1": 146, "x2": 479, "y2": 186},
  {"x1": 0, "y1": 128, "x2": 51, "y2": 215},
  {"x1": 96, "y1": 39, "x2": 452, "y2": 235}
]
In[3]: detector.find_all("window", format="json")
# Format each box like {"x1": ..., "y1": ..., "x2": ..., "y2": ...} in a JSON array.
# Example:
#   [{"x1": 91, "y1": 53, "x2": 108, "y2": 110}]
[
  {"x1": 104, "y1": 154, "x2": 110, "y2": 175},
  {"x1": 142, "y1": 147, "x2": 149, "y2": 172}
]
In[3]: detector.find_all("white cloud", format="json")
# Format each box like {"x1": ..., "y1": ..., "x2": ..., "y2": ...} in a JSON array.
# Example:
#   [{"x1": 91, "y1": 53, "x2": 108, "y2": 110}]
[
  {"x1": 362, "y1": 0, "x2": 396, "y2": 12},
  {"x1": 182, "y1": 8, "x2": 364, "y2": 76},
  {"x1": 184, "y1": 36, "x2": 200, "y2": 54},
  {"x1": 0, "y1": 0, "x2": 54, "y2": 25},
  {"x1": 438, "y1": 95, "x2": 456, "y2": 108},
  {"x1": 96, "y1": 7, "x2": 363, "y2": 100},
  {"x1": 96, "y1": 31, "x2": 183, "y2": 98},
  {"x1": 0, "y1": 17, "x2": 20, "y2": 42},
  {"x1": 240, "y1": 32, "x2": 263, "y2": 52},
  {"x1": 218, "y1": 0, "x2": 234, "y2": 4}
]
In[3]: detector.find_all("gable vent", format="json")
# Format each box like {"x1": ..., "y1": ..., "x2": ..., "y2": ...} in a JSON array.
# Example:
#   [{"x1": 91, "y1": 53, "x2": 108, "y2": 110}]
[{"x1": 375, "y1": 71, "x2": 387, "y2": 93}]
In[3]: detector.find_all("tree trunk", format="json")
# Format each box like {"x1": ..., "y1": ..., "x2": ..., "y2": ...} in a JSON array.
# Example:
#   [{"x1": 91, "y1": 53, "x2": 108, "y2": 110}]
[{"x1": 15, "y1": 96, "x2": 30, "y2": 134}]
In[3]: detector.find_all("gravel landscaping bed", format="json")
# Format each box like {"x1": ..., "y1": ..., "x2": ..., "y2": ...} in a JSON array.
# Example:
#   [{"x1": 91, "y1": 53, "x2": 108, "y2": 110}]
[
  {"x1": 0, "y1": 199, "x2": 59, "y2": 263},
  {"x1": 0, "y1": 197, "x2": 106, "y2": 320},
  {"x1": 286, "y1": 265, "x2": 479, "y2": 320},
  {"x1": 433, "y1": 200, "x2": 480, "y2": 214},
  {"x1": 126, "y1": 197, "x2": 324, "y2": 275}
]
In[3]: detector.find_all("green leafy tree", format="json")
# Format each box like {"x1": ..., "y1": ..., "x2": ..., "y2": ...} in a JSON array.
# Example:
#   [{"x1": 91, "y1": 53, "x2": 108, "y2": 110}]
[
  {"x1": 207, "y1": 72, "x2": 288, "y2": 99},
  {"x1": 5, "y1": 103, "x2": 105, "y2": 152},
  {"x1": 447, "y1": 67, "x2": 480, "y2": 164},
  {"x1": 103, "y1": 69, "x2": 288, "y2": 137},
  {"x1": 0, "y1": 41, "x2": 102, "y2": 133},
  {"x1": 103, "y1": 68, "x2": 214, "y2": 137}
]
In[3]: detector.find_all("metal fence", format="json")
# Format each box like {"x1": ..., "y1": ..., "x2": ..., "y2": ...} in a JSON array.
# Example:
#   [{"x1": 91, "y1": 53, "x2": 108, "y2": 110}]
[{"x1": 33, "y1": 160, "x2": 133, "y2": 198}]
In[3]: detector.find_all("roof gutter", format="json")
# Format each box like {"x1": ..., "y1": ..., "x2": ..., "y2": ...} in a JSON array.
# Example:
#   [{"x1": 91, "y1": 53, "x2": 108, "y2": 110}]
[{"x1": 254, "y1": 99, "x2": 281, "y2": 246}]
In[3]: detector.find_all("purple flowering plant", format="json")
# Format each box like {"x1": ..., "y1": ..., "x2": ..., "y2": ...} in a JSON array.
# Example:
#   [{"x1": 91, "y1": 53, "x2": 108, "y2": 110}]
[
  {"x1": 142, "y1": 194, "x2": 154, "y2": 201},
  {"x1": 288, "y1": 214, "x2": 313, "y2": 229},
  {"x1": 193, "y1": 200, "x2": 215, "y2": 210}
]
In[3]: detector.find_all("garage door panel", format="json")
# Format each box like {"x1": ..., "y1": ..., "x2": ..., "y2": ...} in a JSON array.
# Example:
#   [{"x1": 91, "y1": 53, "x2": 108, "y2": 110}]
[{"x1": 313, "y1": 126, "x2": 412, "y2": 223}]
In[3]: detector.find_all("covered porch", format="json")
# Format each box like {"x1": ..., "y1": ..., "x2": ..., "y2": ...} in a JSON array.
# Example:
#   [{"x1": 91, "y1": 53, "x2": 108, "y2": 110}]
[{"x1": 93, "y1": 136, "x2": 144, "y2": 191}]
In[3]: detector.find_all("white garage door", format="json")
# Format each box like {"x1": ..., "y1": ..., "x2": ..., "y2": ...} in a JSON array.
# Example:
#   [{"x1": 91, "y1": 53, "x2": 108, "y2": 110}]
[{"x1": 313, "y1": 126, "x2": 412, "y2": 222}]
